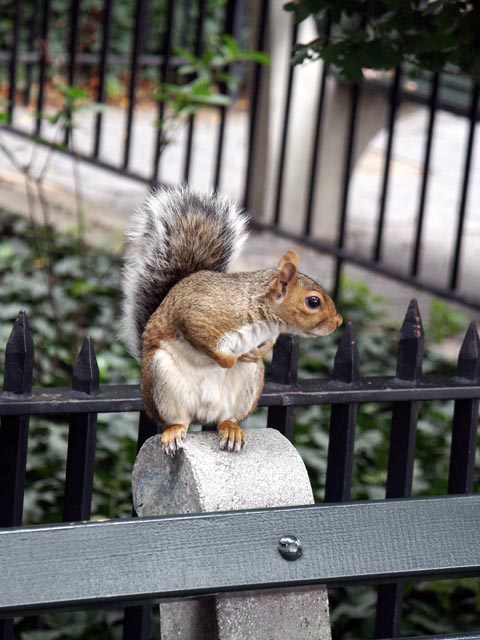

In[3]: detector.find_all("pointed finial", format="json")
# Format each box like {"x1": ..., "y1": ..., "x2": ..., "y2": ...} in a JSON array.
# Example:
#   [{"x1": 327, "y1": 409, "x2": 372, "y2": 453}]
[
  {"x1": 396, "y1": 299, "x2": 424, "y2": 381},
  {"x1": 333, "y1": 322, "x2": 360, "y2": 383},
  {"x1": 72, "y1": 337, "x2": 100, "y2": 395},
  {"x1": 456, "y1": 322, "x2": 480, "y2": 381},
  {"x1": 3, "y1": 310, "x2": 34, "y2": 393}
]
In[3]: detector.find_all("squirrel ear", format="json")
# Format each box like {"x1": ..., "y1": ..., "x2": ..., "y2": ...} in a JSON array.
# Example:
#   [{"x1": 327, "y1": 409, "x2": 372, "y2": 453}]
[
  {"x1": 278, "y1": 250, "x2": 299, "y2": 272},
  {"x1": 272, "y1": 258, "x2": 298, "y2": 301}
]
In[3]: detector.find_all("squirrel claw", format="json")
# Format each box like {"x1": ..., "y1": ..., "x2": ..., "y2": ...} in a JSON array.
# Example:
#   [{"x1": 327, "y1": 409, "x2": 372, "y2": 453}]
[
  {"x1": 161, "y1": 425, "x2": 187, "y2": 456},
  {"x1": 218, "y1": 421, "x2": 246, "y2": 453}
]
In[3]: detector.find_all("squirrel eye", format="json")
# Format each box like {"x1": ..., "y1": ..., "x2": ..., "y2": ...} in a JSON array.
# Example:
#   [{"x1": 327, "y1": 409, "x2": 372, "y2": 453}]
[{"x1": 306, "y1": 295, "x2": 322, "y2": 310}]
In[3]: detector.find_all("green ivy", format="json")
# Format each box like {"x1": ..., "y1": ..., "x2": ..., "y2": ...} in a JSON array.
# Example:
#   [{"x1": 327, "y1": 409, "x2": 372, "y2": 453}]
[{"x1": 284, "y1": 0, "x2": 480, "y2": 83}]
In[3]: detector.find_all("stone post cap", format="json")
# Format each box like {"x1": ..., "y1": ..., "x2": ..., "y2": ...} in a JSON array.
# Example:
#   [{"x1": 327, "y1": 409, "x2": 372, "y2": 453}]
[{"x1": 132, "y1": 429, "x2": 314, "y2": 517}]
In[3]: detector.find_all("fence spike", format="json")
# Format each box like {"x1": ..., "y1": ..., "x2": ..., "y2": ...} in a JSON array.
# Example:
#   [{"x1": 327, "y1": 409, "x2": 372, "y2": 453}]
[
  {"x1": 266, "y1": 334, "x2": 300, "y2": 440},
  {"x1": 72, "y1": 337, "x2": 99, "y2": 396},
  {"x1": 3, "y1": 311, "x2": 34, "y2": 394},
  {"x1": 396, "y1": 299, "x2": 424, "y2": 381},
  {"x1": 456, "y1": 322, "x2": 480, "y2": 381},
  {"x1": 333, "y1": 322, "x2": 360, "y2": 383}
]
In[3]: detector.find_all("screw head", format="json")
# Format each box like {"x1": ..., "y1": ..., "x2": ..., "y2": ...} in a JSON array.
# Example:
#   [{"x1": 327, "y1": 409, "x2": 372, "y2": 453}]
[{"x1": 278, "y1": 535, "x2": 302, "y2": 561}]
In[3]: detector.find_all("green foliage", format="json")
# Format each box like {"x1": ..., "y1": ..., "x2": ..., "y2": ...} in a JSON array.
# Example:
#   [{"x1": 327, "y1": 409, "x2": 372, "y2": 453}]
[
  {"x1": 154, "y1": 35, "x2": 270, "y2": 149},
  {"x1": 0, "y1": 217, "x2": 478, "y2": 637},
  {"x1": 46, "y1": 84, "x2": 105, "y2": 131},
  {"x1": 284, "y1": 0, "x2": 480, "y2": 83}
]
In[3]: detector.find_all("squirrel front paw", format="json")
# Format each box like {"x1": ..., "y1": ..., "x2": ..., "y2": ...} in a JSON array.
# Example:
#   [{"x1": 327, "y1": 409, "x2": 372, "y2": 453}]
[
  {"x1": 218, "y1": 420, "x2": 246, "y2": 452},
  {"x1": 161, "y1": 424, "x2": 188, "y2": 456},
  {"x1": 239, "y1": 339, "x2": 276, "y2": 363}
]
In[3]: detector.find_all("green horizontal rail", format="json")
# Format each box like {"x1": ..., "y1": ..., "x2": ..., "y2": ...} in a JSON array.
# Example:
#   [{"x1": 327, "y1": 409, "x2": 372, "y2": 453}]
[{"x1": 0, "y1": 495, "x2": 479, "y2": 617}]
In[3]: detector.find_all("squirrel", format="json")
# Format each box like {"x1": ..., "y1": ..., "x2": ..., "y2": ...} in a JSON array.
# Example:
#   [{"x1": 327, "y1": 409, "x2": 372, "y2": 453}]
[{"x1": 122, "y1": 186, "x2": 343, "y2": 456}]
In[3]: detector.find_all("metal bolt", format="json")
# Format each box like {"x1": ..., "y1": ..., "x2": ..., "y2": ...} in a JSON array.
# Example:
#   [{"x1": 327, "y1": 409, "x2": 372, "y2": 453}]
[{"x1": 278, "y1": 535, "x2": 302, "y2": 561}]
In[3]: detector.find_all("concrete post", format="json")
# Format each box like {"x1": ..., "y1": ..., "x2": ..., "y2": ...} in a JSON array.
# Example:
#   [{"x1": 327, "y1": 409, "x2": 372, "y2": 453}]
[{"x1": 132, "y1": 429, "x2": 331, "y2": 640}]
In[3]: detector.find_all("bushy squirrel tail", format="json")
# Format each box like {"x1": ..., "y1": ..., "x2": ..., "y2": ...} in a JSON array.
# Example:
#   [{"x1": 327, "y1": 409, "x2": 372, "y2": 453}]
[{"x1": 121, "y1": 185, "x2": 250, "y2": 358}]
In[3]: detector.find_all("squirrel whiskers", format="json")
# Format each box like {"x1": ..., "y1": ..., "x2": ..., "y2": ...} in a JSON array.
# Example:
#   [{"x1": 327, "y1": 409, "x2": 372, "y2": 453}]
[{"x1": 122, "y1": 186, "x2": 342, "y2": 456}]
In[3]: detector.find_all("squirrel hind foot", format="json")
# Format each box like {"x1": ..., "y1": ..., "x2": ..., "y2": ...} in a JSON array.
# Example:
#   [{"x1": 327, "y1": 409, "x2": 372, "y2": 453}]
[
  {"x1": 161, "y1": 424, "x2": 188, "y2": 457},
  {"x1": 218, "y1": 420, "x2": 246, "y2": 453}
]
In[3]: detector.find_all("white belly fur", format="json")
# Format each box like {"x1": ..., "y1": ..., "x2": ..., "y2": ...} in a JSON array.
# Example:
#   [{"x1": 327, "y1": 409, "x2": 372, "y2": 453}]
[{"x1": 151, "y1": 336, "x2": 264, "y2": 426}]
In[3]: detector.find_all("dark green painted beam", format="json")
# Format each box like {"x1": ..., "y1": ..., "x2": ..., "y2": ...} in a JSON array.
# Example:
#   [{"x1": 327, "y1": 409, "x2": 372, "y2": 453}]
[{"x1": 0, "y1": 495, "x2": 479, "y2": 617}]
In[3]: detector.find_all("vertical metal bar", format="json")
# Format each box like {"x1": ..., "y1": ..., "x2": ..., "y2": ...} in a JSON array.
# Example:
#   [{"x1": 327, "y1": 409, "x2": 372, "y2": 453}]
[
  {"x1": 63, "y1": 0, "x2": 81, "y2": 147},
  {"x1": 333, "y1": 82, "x2": 361, "y2": 300},
  {"x1": 23, "y1": 0, "x2": 41, "y2": 106},
  {"x1": 0, "y1": 312, "x2": 34, "y2": 526},
  {"x1": 304, "y1": 16, "x2": 330, "y2": 237},
  {"x1": 212, "y1": 0, "x2": 237, "y2": 191},
  {"x1": 151, "y1": 0, "x2": 175, "y2": 183},
  {"x1": 0, "y1": 312, "x2": 34, "y2": 640},
  {"x1": 122, "y1": 606, "x2": 152, "y2": 640},
  {"x1": 373, "y1": 67, "x2": 401, "y2": 262},
  {"x1": 304, "y1": 70, "x2": 329, "y2": 235},
  {"x1": 324, "y1": 322, "x2": 360, "y2": 502},
  {"x1": 93, "y1": 0, "x2": 114, "y2": 158},
  {"x1": 122, "y1": 411, "x2": 158, "y2": 640},
  {"x1": 375, "y1": 299, "x2": 424, "y2": 639},
  {"x1": 449, "y1": 85, "x2": 479, "y2": 291},
  {"x1": 266, "y1": 334, "x2": 299, "y2": 441},
  {"x1": 272, "y1": 19, "x2": 299, "y2": 226},
  {"x1": 7, "y1": 0, "x2": 23, "y2": 123},
  {"x1": 242, "y1": 0, "x2": 269, "y2": 210},
  {"x1": 35, "y1": 0, "x2": 51, "y2": 137},
  {"x1": 63, "y1": 338, "x2": 99, "y2": 522},
  {"x1": 448, "y1": 322, "x2": 480, "y2": 494},
  {"x1": 182, "y1": 0, "x2": 207, "y2": 183},
  {"x1": 123, "y1": 0, "x2": 149, "y2": 170},
  {"x1": 410, "y1": 73, "x2": 439, "y2": 277}
]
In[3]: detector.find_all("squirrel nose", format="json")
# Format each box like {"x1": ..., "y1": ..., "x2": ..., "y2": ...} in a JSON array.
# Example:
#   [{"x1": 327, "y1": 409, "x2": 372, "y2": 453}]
[{"x1": 335, "y1": 313, "x2": 343, "y2": 328}]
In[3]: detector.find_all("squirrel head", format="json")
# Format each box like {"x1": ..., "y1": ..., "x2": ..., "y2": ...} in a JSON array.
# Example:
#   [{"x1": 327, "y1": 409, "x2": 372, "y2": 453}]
[{"x1": 268, "y1": 250, "x2": 343, "y2": 337}]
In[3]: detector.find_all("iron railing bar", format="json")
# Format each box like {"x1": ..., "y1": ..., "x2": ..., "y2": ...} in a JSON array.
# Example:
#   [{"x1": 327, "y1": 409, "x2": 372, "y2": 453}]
[
  {"x1": 449, "y1": 85, "x2": 479, "y2": 291},
  {"x1": 304, "y1": 53, "x2": 329, "y2": 236},
  {"x1": 333, "y1": 82, "x2": 361, "y2": 299},
  {"x1": 93, "y1": 0, "x2": 114, "y2": 158},
  {"x1": 410, "y1": 73, "x2": 439, "y2": 278},
  {"x1": 182, "y1": 0, "x2": 207, "y2": 183},
  {"x1": 35, "y1": 0, "x2": 51, "y2": 137},
  {"x1": 63, "y1": 338, "x2": 99, "y2": 522},
  {"x1": 375, "y1": 300, "x2": 424, "y2": 639},
  {"x1": 373, "y1": 67, "x2": 401, "y2": 262},
  {"x1": 303, "y1": 13, "x2": 331, "y2": 236},
  {"x1": 7, "y1": 0, "x2": 23, "y2": 124},
  {"x1": 272, "y1": 19, "x2": 299, "y2": 225},
  {"x1": 448, "y1": 323, "x2": 480, "y2": 494},
  {"x1": 325, "y1": 322, "x2": 360, "y2": 503},
  {"x1": 122, "y1": 412, "x2": 159, "y2": 640},
  {"x1": 266, "y1": 334, "x2": 299, "y2": 440},
  {"x1": 2, "y1": 374, "x2": 480, "y2": 416},
  {"x1": 0, "y1": 312, "x2": 34, "y2": 640},
  {"x1": 23, "y1": 0, "x2": 41, "y2": 106},
  {"x1": 212, "y1": 0, "x2": 237, "y2": 191},
  {"x1": 63, "y1": 0, "x2": 81, "y2": 147},
  {"x1": 151, "y1": 0, "x2": 175, "y2": 183},
  {"x1": 0, "y1": 50, "x2": 185, "y2": 68},
  {"x1": 122, "y1": 0, "x2": 149, "y2": 171},
  {"x1": 242, "y1": 0, "x2": 269, "y2": 210}
]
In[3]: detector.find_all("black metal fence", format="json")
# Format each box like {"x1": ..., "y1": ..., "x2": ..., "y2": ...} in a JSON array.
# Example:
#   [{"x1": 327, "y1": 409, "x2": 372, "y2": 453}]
[
  {"x1": 1, "y1": 0, "x2": 479, "y2": 314},
  {"x1": 0, "y1": 303, "x2": 479, "y2": 638}
]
